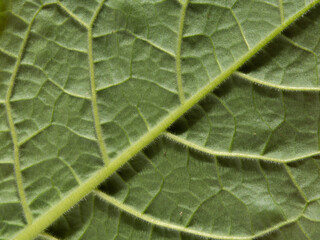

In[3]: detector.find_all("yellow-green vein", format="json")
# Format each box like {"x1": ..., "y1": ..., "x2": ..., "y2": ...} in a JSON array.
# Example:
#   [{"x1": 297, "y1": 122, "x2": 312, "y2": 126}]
[
  {"x1": 0, "y1": 47, "x2": 18, "y2": 59},
  {"x1": 91, "y1": 0, "x2": 106, "y2": 26},
  {"x1": 5, "y1": 103, "x2": 33, "y2": 224},
  {"x1": 57, "y1": 2, "x2": 89, "y2": 29},
  {"x1": 176, "y1": 0, "x2": 188, "y2": 104},
  {"x1": 163, "y1": 132, "x2": 320, "y2": 163},
  {"x1": 12, "y1": 1, "x2": 320, "y2": 239},
  {"x1": 88, "y1": 28, "x2": 110, "y2": 165},
  {"x1": 94, "y1": 190, "x2": 251, "y2": 240},
  {"x1": 231, "y1": 9, "x2": 250, "y2": 50},
  {"x1": 86, "y1": 0, "x2": 110, "y2": 165},
  {"x1": 4, "y1": 6, "x2": 46, "y2": 226},
  {"x1": 284, "y1": 164, "x2": 309, "y2": 202},
  {"x1": 297, "y1": 221, "x2": 312, "y2": 240},
  {"x1": 279, "y1": 0, "x2": 284, "y2": 23},
  {"x1": 94, "y1": 190, "x2": 305, "y2": 240},
  {"x1": 234, "y1": 71, "x2": 320, "y2": 91}
]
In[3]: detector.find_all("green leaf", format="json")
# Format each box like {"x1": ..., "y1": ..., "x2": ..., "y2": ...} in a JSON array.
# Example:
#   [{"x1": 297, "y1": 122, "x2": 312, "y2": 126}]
[{"x1": 1, "y1": 0, "x2": 320, "y2": 239}]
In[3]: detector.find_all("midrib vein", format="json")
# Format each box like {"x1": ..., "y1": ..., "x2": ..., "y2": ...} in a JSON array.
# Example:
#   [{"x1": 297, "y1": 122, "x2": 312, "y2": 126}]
[
  {"x1": 176, "y1": 0, "x2": 188, "y2": 104},
  {"x1": 13, "y1": 1, "x2": 320, "y2": 239},
  {"x1": 164, "y1": 132, "x2": 320, "y2": 163}
]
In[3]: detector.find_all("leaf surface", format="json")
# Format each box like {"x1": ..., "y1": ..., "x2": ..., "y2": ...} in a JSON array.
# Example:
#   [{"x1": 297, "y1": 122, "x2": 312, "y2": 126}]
[{"x1": 1, "y1": 0, "x2": 320, "y2": 240}]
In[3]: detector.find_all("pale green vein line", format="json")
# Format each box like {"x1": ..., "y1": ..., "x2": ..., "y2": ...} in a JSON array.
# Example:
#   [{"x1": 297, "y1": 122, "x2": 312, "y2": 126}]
[
  {"x1": 88, "y1": 28, "x2": 110, "y2": 165},
  {"x1": 34, "y1": 69, "x2": 92, "y2": 100},
  {"x1": 0, "y1": 160, "x2": 14, "y2": 164},
  {"x1": 248, "y1": 216, "x2": 305, "y2": 239},
  {"x1": 136, "y1": 106, "x2": 150, "y2": 131},
  {"x1": 96, "y1": 78, "x2": 130, "y2": 92},
  {"x1": 284, "y1": 164, "x2": 309, "y2": 202},
  {"x1": 18, "y1": 125, "x2": 51, "y2": 146},
  {"x1": 4, "y1": 7, "x2": 45, "y2": 226},
  {"x1": 133, "y1": 36, "x2": 176, "y2": 57},
  {"x1": 234, "y1": 71, "x2": 320, "y2": 91},
  {"x1": 209, "y1": 37, "x2": 223, "y2": 72},
  {"x1": 1, "y1": 201, "x2": 21, "y2": 205},
  {"x1": 302, "y1": 213, "x2": 320, "y2": 222},
  {"x1": 297, "y1": 221, "x2": 312, "y2": 240},
  {"x1": 46, "y1": 80, "x2": 91, "y2": 100},
  {"x1": 57, "y1": 2, "x2": 89, "y2": 29},
  {"x1": 58, "y1": 157, "x2": 81, "y2": 185},
  {"x1": 164, "y1": 132, "x2": 320, "y2": 163},
  {"x1": 114, "y1": 29, "x2": 175, "y2": 58},
  {"x1": 0, "y1": 47, "x2": 18, "y2": 59},
  {"x1": 52, "y1": 123, "x2": 96, "y2": 142},
  {"x1": 231, "y1": 9, "x2": 250, "y2": 50},
  {"x1": 281, "y1": 35, "x2": 320, "y2": 84},
  {"x1": 176, "y1": 0, "x2": 188, "y2": 104},
  {"x1": 282, "y1": 35, "x2": 315, "y2": 54},
  {"x1": 279, "y1": 0, "x2": 285, "y2": 23},
  {"x1": 12, "y1": 2, "x2": 320, "y2": 239},
  {"x1": 257, "y1": 162, "x2": 288, "y2": 219},
  {"x1": 94, "y1": 190, "x2": 303, "y2": 240},
  {"x1": 13, "y1": 62, "x2": 91, "y2": 100},
  {"x1": 94, "y1": 190, "x2": 250, "y2": 240},
  {"x1": 91, "y1": 0, "x2": 106, "y2": 26},
  {"x1": 8, "y1": 11, "x2": 28, "y2": 25}
]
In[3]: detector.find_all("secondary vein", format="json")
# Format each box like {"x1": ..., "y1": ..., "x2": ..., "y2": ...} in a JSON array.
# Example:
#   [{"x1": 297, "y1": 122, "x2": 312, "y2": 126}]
[
  {"x1": 12, "y1": 1, "x2": 320, "y2": 239},
  {"x1": 94, "y1": 190, "x2": 251, "y2": 240},
  {"x1": 234, "y1": 71, "x2": 320, "y2": 91},
  {"x1": 4, "y1": 6, "x2": 46, "y2": 226},
  {"x1": 163, "y1": 132, "x2": 320, "y2": 163},
  {"x1": 176, "y1": 0, "x2": 189, "y2": 104},
  {"x1": 5, "y1": 104, "x2": 33, "y2": 225},
  {"x1": 94, "y1": 190, "x2": 305, "y2": 240},
  {"x1": 279, "y1": 0, "x2": 285, "y2": 24},
  {"x1": 88, "y1": 28, "x2": 110, "y2": 165}
]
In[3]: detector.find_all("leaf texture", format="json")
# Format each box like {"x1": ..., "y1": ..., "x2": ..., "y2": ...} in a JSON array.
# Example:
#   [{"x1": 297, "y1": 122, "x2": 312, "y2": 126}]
[{"x1": 1, "y1": 0, "x2": 320, "y2": 240}]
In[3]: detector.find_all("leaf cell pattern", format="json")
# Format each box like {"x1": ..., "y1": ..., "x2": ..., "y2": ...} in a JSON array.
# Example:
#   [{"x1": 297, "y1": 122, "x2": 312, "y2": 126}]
[{"x1": 1, "y1": 0, "x2": 320, "y2": 240}]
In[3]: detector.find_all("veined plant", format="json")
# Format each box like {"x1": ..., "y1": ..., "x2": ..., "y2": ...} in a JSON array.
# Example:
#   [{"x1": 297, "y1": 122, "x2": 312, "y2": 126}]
[{"x1": 1, "y1": 0, "x2": 320, "y2": 239}]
